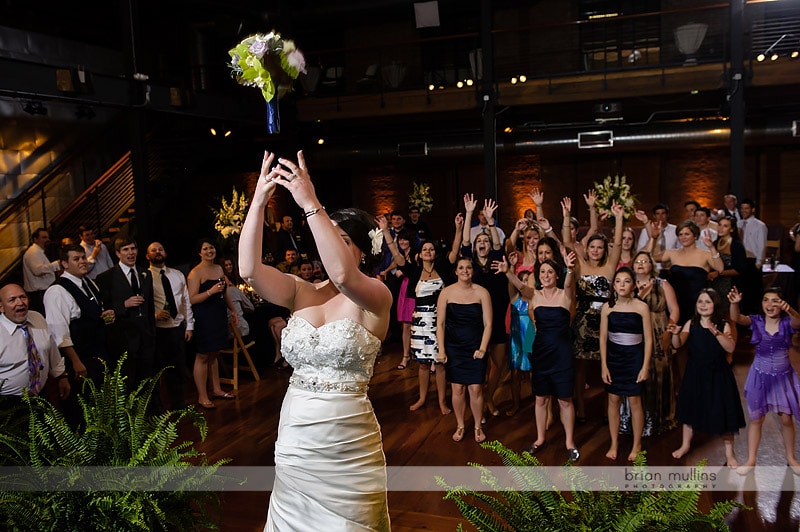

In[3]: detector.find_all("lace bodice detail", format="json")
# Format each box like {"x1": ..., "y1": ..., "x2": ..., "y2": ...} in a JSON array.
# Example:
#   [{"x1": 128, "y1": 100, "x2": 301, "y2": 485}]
[{"x1": 282, "y1": 316, "x2": 382, "y2": 392}]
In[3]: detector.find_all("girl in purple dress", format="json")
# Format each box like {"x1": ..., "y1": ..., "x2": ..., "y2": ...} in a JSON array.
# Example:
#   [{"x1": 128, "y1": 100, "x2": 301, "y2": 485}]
[{"x1": 729, "y1": 286, "x2": 800, "y2": 475}]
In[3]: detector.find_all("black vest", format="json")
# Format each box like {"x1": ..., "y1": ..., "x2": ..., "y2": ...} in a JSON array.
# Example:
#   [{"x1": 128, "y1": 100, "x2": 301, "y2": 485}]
[{"x1": 56, "y1": 277, "x2": 106, "y2": 364}]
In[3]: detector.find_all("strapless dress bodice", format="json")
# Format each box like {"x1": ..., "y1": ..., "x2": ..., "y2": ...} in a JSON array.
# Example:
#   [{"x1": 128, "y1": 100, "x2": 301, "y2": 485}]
[{"x1": 282, "y1": 316, "x2": 382, "y2": 393}]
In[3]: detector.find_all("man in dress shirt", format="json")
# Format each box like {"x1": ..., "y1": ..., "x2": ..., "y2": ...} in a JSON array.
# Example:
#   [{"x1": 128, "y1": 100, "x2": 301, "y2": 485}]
[
  {"x1": 79, "y1": 226, "x2": 114, "y2": 280},
  {"x1": 719, "y1": 194, "x2": 741, "y2": 222},
  {"x1": 738, "y1": 198, "x2": 768, "y2": 313},
  {"x1": 468, "y1": 206, "x2": 506, "y2": 246},
  {"x1": 275, "y1": 215, "x2": 305, "y2": 258},
  {"x1": 44, "y1": 245, "x2": 114, "y2": 383},
  {"x1": 146, "y1": 242, "x2": 193, "y2": 410},
  {"x1": 0, "y1": 283, "x2": 70, "y2": 401},
  {"x1": 692, "y1": 207, "x2": 718, "y2": 251},
  {"x1": 636, "y1": 203, "x2": 679, "y2": 272},
  {"x1": 22, "y1": 228, "x2": 60, "y2": 315},
  {"x1": 406, "y1": 206, "x2": 433, "y2": 243},
  {"x1": 96, "y1": 237, "x2": 156, "y2": 390}
]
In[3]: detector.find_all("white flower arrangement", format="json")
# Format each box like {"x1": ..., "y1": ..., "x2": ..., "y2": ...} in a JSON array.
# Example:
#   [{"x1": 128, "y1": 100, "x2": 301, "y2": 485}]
[
  {"x1": 409, "y1": 182, "x2": 433, "y2": 214},
  {"x1": 368, "y1": 228, "x2": 383, "y2": 256},
  {"x1": 213, "y1": 188, "x2": 249, "y2": 240},
  {"x1": 594, "y1": 174, "x2": 637, "y2": 221},
  {"x1": 228, "y1": 32, "x2": 306, "y2": 102}
]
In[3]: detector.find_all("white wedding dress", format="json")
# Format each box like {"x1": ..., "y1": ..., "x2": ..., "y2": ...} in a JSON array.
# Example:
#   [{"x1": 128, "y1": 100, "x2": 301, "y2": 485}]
[{"x1": 265, "y1": 316, "x2": 391, "y2": 531}]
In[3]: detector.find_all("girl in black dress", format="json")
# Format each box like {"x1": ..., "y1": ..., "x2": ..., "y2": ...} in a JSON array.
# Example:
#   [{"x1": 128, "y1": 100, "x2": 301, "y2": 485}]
[
  {"x1": 667, "y1": 288, "x2": 745, "y2": 467},
  {"x1": 437, "y1": 257, "x2": 493, "y2": 443},
  {"x1": 600, "y1": 267, "x2": 653, "y2": 461}
]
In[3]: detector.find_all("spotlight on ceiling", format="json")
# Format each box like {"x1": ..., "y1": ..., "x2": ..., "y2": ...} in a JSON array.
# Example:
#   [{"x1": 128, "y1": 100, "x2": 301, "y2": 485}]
[
  {"x1": 23, "y1": 101, "x2": 47, "y2": 116},
  {"x1": 518, "y1": 75, "x2": 527, "y2": 83},
  {"x1": 756, "y1": 33, "x2": 798, "y2": 63},
  {"x1": 510, "y1": 77, "x2": 518, "y2": 84},
  {"x1": 792, "y1": 50, "x2": 799, "y2": 59}
]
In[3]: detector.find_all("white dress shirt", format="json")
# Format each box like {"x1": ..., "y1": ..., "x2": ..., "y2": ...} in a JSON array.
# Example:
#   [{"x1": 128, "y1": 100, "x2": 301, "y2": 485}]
[
  {"x1": 469, "y1": 224, "x2": 506, "y2": 247},
  {"x1": 0, "y1": 311, "x2": 65, "y2": 396},
  {"x1": 81, "y1": 240, "x2": 115, "y2": 279},
  {"x1": 22, "y1": 243, "x2": 59, "y2": 292},
  {"x1": 694, "y1": 226, "x2": 718, "y2": 251},
  {"x1": 149, "y1": 265, "x2": 194, "y2": 331},
  {"x1": 637, "y1": 223, "x2": 680, "y2": 252},
  {"x1": 738, "y1": 216, "x2": 768, "y2": 266},
  {"x1": 226, "y1": 285, "x2": 253, "y2": 338},
  {"x1": 43, "y1": 272, "x2": 99, "y2": 349}
]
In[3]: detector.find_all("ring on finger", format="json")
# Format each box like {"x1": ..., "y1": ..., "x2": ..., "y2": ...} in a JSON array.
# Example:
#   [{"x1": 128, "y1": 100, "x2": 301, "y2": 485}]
[{"x1": 286, "y1": 173, "x2": 297, "y2": 182}]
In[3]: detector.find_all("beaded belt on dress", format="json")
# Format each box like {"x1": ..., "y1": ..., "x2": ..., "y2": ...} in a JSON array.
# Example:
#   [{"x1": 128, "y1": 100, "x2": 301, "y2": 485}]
[{"x1": 290, "y1": 374, "x2": 369, "y2": 394}]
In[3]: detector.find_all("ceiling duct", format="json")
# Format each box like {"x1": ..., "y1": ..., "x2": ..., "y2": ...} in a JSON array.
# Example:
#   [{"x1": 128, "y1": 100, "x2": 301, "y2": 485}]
[{"x1": 310, "y1": 120, "x2": 799, "y2": 164}]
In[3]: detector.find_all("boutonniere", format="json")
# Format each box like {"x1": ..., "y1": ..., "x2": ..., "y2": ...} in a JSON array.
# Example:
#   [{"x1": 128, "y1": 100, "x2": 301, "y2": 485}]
[{"x1": 141, "y1": 271, "x2": 148, "y2": 280}]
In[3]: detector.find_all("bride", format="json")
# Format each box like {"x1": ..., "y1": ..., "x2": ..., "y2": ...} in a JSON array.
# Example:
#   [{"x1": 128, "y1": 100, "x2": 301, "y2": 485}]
[{"x1": 239, "y1": 150, "x2": 392, "y2": 531}]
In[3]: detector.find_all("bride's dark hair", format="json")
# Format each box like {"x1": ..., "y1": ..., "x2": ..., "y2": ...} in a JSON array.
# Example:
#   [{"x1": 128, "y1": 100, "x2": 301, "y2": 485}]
[{"x1": 329, "y1": 208, "x2": 380, "y2": 274}]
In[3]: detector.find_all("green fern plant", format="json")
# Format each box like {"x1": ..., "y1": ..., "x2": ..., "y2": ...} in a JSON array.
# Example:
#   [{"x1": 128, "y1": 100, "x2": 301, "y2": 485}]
[
  {"x1": 0, "y1": 355, "x2": 230, "y2": 531},
  {"x1": 437, "y1": 440, "x2": 747, "y2": 532}
]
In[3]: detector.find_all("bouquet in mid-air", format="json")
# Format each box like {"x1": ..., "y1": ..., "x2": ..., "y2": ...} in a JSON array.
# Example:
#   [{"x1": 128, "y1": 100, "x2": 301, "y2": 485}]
[{"x1": 228, "y1": 32, "x2": 306, "y2": 103}]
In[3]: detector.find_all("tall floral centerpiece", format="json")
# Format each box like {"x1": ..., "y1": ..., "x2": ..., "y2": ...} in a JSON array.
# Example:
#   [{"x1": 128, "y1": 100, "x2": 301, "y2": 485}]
[
  {"x1": 593, "y1": 173, "x2": 636, "y2": 222},
  {"x1": 213, "y1": 188, "x2": 248, "y2": 252},
  {"x1": 228, "y1": 32, "x2": 306, "y2": 133},
  {"x1": 408, "y1": 182, "x2": 434, "y2": 214}
]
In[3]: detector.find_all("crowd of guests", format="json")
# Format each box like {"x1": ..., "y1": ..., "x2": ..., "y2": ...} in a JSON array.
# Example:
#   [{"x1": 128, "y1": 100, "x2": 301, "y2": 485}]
[
  {"x1": 3, "y1": 189, "x2": 799, "y2": 473},
  {"x1": 374, "y1": 191, "x2": 799, "y2": 471}
]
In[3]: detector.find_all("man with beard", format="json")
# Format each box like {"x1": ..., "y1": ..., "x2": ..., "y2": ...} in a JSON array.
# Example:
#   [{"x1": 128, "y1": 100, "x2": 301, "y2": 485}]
[{"x1": 146, "y1": 242, "x2": 194, "y2": 410}]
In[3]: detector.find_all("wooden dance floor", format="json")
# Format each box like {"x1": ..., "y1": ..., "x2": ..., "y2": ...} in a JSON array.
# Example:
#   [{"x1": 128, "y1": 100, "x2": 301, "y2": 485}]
[{"x1": 192, "y1": 334, "x2": 800, "y2": 531}]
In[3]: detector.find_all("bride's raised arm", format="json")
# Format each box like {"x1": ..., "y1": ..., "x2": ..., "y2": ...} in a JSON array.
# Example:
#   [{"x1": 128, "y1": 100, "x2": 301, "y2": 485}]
[
  {"x1": 274, "y1": 151, "x2": 391, "y2": 317},
  {"x1": 239, "y1": 151, "x2": 299, "y2": 309}
]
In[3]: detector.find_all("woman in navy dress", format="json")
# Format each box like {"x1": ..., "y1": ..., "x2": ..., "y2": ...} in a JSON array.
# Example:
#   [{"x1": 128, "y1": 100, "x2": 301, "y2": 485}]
[
  {"x1": 600, "y1": 267, "x2": 653, "y2": 461},
  {"x1": 437, "y1": 257, "x2": 493, "y2": 443},
  {"x1": 188, "y1": 238, "x2": 237, "y2": 409},
  {"x1": 668, "y1": 288, "x2": 745, "y2": 467},
  {"x1": 526, "y1": 253, "x2": 580, "y2": 463}
]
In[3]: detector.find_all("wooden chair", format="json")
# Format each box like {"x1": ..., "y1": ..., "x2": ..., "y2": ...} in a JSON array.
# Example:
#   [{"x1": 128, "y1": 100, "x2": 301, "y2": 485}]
[{"x1": 219, "y1": 324, "x2": 260, "y2": 390}]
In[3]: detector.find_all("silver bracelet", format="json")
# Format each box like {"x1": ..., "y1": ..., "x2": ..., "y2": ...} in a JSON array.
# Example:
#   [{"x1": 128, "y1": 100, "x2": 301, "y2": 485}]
[
  {"x1": 305, "y1": 206, "x2": 324, "y2": 218},
  {"x1": 545, "y1": 227, "x2": 553, "y2": 233}
]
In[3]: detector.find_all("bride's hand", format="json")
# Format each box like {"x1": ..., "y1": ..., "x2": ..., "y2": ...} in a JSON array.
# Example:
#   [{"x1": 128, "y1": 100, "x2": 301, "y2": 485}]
[
  {"x1": 274, "y1": 151, "x2": 320, "y2": 211},
  {"x1": 253, "y1": 151, "x2": 279, "y2": 206}
]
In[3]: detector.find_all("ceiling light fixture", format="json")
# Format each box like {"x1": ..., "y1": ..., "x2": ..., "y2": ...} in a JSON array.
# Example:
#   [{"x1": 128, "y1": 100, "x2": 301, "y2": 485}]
[{"x1": 756, "y1": 33, "x2": 796, "y2": 63}]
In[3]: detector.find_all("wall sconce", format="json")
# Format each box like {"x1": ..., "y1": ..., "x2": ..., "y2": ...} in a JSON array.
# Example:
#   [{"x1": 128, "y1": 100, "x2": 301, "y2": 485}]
[
  {"x1": 23, "y1": 101, "x2": 47, "y2": 116},
  {"x1": 210, "y1": 127, "x2": 232, "y2": 137}
]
